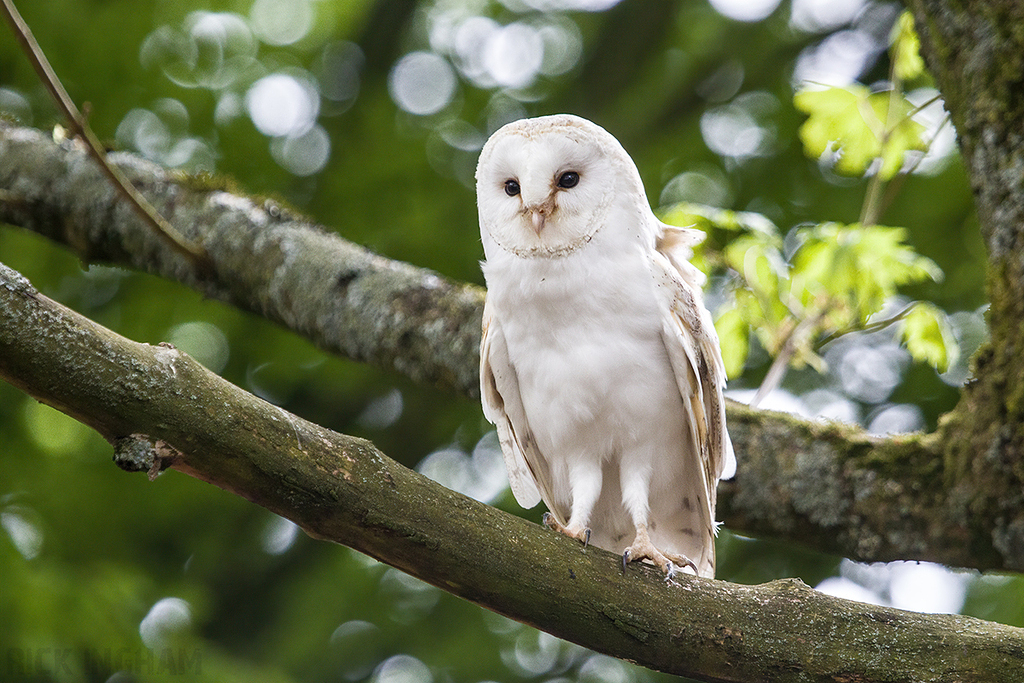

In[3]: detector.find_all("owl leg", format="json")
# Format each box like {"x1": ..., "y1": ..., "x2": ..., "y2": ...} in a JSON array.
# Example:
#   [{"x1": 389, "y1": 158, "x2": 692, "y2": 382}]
[
  {"x1": 622, "y1": 523, "x2": 697, "y2": 579},
  {"x1": 544, "y1": 462, "x2": 601, "y2": 546},
  {"x1": 619, "y1": 462, "x2": 697, "y2": 579},
  {"x1": 542, "y1": 513, "x2": 590, "y2": 545}
]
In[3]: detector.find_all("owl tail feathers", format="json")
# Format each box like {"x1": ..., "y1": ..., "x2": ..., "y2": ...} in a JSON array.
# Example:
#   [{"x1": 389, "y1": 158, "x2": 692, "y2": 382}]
[
  {"x1": 695, "y1": 542, "x2": 716, "y2": 579},
  {"x1": 674, "y1": 532, "x2": 715, "y2": 579}
]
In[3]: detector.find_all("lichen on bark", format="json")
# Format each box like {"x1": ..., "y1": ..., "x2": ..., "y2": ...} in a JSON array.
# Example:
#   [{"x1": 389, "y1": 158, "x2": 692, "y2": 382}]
[{"x1": 909, "y1": 0, "x2": 1024, "y2": 574}]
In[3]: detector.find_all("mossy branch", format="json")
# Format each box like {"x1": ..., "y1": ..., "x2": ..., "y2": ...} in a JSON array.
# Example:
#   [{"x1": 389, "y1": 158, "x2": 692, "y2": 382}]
[
  {"x1": 0, "y1": 123, "x2": 483, "y2": 397},
  {"x1": 2, "y1": 260, "x2": 1022, "y2": 683}
]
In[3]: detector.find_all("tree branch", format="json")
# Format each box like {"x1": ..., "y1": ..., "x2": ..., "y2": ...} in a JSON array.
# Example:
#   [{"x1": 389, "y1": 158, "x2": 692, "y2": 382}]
[
  {"x1": 1, "y1": 122, "x2": 1022, "y2": 573},
  {"x1": 0, "y1": 0, "x2": 211, "y2": 270},
  {"x1": 2, "y1": 259, "x2": 1021, "y2": 683},
  {"x1": 0, "y1": 123, "x2": 484, "y2": 396}
]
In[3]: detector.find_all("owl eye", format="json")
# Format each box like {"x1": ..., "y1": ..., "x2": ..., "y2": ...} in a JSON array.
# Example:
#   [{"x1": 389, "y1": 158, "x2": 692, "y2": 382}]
[
  {"x1": 557, "y1": 171, "x2": 580, "y2": 189},
  {"x1": 504, "y1": 179, "x2": 521, "y2": 197}
]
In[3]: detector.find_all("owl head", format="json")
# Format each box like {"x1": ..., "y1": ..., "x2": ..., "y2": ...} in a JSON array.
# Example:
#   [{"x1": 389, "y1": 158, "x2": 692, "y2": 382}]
[{"x1": 475, "y1": 114, "x2": 652, "y2": 259}]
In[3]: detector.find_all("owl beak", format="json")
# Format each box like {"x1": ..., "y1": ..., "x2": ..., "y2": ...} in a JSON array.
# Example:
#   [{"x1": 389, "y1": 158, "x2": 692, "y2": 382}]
[
  {"x1": 525, "y1": 201, "x2": 553, "y2": 235},
  {"x1": 530, "y1": 209, "x2": 546, "y2": 235}
]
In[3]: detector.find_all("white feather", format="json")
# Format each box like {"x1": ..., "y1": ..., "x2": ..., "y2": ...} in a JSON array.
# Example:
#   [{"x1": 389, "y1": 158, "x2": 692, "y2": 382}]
[{"x1": 476, "y1": 114, "x2": 733, "y2": 578}]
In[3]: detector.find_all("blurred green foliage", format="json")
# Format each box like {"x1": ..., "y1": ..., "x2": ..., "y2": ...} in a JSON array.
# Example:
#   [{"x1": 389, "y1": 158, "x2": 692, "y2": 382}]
[{"x1": 0, "y1": 1, "x2": 1006, "y2": 682}]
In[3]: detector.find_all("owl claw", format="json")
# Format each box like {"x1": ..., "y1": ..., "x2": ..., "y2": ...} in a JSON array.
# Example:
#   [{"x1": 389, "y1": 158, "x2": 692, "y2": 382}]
[
  {"x1": 542, "y1": 513, "x2": 591, "y2": 546},
  {"x1": 622, "y1": 523, "x2": 697, "y2": 581},
  {"x1": 663, "y1": 561, "x2": 681, "y2": 586}
]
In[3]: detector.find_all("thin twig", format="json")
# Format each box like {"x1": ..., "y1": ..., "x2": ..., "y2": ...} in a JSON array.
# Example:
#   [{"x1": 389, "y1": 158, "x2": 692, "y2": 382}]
[
  {"x1": 0, "y1": 0, "x2": 212, "y2": 272},
  {"x1": 875, "y1": 113, "x2": 953, "y2": 220},
  {"x1": 750, "y1": 311, "x2": 826, "y2": 409},
  {"x1": 859, "y1": 82, "x2": 903, "y2": 227},
  {"x1": 814, "y1": 301, "x2": 918, "y2": 349}
]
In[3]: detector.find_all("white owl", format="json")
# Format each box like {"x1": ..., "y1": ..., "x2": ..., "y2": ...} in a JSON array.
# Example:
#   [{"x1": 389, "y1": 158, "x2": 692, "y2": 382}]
[{"x1": 476, "y1": 114, "x2": 736, "y2": 579}]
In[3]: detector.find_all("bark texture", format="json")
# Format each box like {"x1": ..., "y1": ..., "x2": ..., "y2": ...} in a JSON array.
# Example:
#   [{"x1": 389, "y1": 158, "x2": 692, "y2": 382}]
[
  {"x1": 2, "y1": 260, "x2": 1022, "y2": 683},
  {"x1": 0, "y1": 126, "x2": 483, "y2": 396},
  {"x1": 1, "y1": 122, "x2": 1022, "y2": 573},
  {"x1": 909, "y1": 0, "x2": 1024, "y2": 580}
]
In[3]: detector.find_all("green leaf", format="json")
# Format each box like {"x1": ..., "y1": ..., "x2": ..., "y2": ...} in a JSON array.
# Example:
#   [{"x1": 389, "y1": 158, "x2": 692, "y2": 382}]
[
  {"x1": 660, "y1": 203, "x2": 781, "y2": 277},
  {"x1": 898, "y1": 302, "x2": 958, "y2": 373},
  {"x1": 791, "y1": 222, "x2": 942, "y2": 323},
  {"x1": 659, "y1": 202, "x2": 779, "y2": 235},
  {"x1": 866, "y1": 92, "x2": 928, "y2": 180},
  {"x1": 891, "y1": 11, "x2": 926, "y2": 82},
  {"x1": 717, "y1": 220, "x2": 946, "y2": 384},
  {"x1": 794, "y1": 86, "x2": 926, "y2": 180},
  {"x1": 714, "y1": 307, "x2": 749, "y2": 378},
  {"x1": 724, "y1": 234, "x2": 790, "y2": 321},
  {"x1": 795, "y1": 86, "x2": 877, "y2": 175}
]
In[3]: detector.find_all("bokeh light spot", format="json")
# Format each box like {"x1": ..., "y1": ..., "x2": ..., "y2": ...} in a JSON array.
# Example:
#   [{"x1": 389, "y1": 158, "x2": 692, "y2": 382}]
[
  {"x1": 320, "y1": 41, "x2": 365, "y2": 107},
  {"x1": 271, "y1": 124, "x2": 332, "y2": 176},
  {"x1": 483, "y1": 22, "x2": 544, "y2": 89},
  {"x1": 389, "y1": 52, "x2": 456, "y2": 116},
  {"x1": 140, "y1": 597, "x2": 192, "y2": 648},
  {"x1": 22, "y1": 400, "x2": 90, "y2": 456},
  {"x1": 791, "y1": 0, "x2": 867, "y2": 33},
  {"x1": 357, "y1": 389, "x2": 404, "y2": 430},
  {"x1": 709, "y1": 0, "x2": 781, "y2": 22},
  {"x1": 793, "y1": 29, "x2": 880, "y2": 87},
  {"x1": 167, "y1": 321, "x2": 230, "y2": 373},
  {"x1": 250, "y1": 0, "x2": 313, "y2": 46},
  {"x1": 867, "y1": 403, "x2": 924, "y2": 436},
  {"x1": 372, "y1": 655, "x2": 432, "y2": 683},
  {"x1": 246, "y1": 73, "x2": 320, "y2": 137},
  {"x1": 262, "y1": 515, "x2": 300, "y2": 555},
  {"x1": 330, "y1": 620, "x2": 383, "y2": 681},
  {"x1": 0, "y1": 87, "x2": 32, "y2": 124},
  {"x1": 1, "y1": 508, "x2": 43, "y2": 560},
  {"x1": 701, "y1": 105, "x2": 766, "y2": 160}
]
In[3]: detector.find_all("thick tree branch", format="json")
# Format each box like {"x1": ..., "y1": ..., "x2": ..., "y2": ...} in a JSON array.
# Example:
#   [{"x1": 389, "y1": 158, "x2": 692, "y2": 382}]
[
  {"x1": 1, "y1": 122, "x2": 1022, "y2": 573},
  {"x1": 0, "y1": 124, "x2": 484, "y2": 396},
  {"x1": 2, "y1": 260, "x2": 1022, "y2": 683}
]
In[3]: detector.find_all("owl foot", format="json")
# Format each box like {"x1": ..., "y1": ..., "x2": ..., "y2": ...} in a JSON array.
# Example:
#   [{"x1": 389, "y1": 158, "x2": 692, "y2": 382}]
[
  {"x1": 622, "y1": 523, "x2": 697, "y2": 582},
  {"x1": 542, "y1": 512, "x2": 591, "y2": 547}
]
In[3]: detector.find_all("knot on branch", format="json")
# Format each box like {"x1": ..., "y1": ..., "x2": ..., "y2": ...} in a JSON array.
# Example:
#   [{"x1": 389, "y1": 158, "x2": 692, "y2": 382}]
[{"x1": 112, "y1": 433, "x2": 181, "y2": 481}]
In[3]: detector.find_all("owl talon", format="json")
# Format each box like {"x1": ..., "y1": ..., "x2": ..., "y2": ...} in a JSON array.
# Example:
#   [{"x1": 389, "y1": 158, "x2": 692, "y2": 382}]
[
  {"x1": 664, "y1": 562, "x2": 681, "y2": 586},
  {"x1": 622, "y1": 523, "x2": 697, "y2": 580},
  {"x1": 542, "y1": 513, "x2": 591, "y2": 545}
]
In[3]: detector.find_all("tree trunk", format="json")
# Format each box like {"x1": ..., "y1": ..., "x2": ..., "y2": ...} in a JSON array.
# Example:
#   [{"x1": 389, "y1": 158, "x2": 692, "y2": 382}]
[{"x1": 909, "y1": 0, "x2": 1024, "y2": 577}]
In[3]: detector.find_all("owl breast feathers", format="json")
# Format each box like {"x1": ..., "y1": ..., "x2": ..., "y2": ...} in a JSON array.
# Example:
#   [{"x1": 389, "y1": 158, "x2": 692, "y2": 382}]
[{"x1": 476, "y1": 114, "x2": 735, "y2": 579}]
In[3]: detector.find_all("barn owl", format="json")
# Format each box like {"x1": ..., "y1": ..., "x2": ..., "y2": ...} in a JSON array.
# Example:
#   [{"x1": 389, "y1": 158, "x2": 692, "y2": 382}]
[{"x1": 476, "y1": 114, "x2": 735, "y2": 579}]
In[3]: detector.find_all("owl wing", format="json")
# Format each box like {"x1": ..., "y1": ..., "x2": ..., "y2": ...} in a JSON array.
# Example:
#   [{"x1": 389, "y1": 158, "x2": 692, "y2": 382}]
[
  {"x1": 480, "y1": 298, "x2": 549, "y2": 510},
  {"x1": 653, "y1": 224, "x2": 737, "y2": 516}
]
